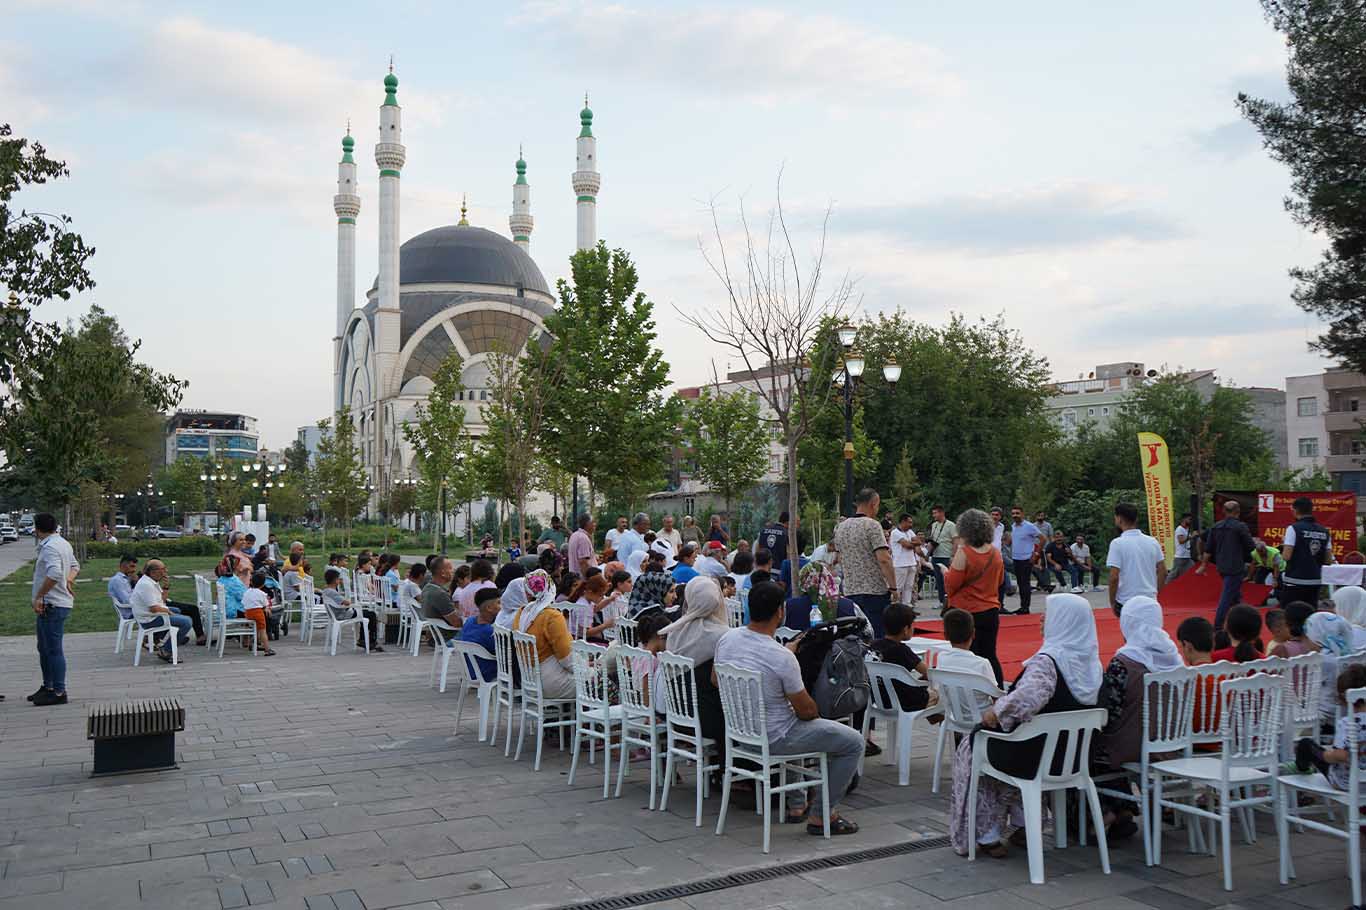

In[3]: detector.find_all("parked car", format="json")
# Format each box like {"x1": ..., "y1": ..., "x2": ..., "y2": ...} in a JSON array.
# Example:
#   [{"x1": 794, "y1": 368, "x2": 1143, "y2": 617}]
[
  {"x1": 157, "y1": 528, "x2": 183, "y2": 539},
  {"x1": 18, "y1": 523, "x2": 33, "y2": 536},
  {"x1": 0, "y1": 526, "x2": 17, "y2": 543}
]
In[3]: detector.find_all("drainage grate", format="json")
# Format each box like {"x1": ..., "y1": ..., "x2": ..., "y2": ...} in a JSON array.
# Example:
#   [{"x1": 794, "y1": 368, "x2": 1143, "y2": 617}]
[{"x1": 545, "y1": 834, "x2": 952, "y2": 910}]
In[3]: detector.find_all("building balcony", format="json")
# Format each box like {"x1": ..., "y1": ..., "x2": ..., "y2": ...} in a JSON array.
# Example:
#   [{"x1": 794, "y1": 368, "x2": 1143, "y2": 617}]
[
  {"x1": 1323, "y1": 369, "x2": 1366, "y2": 392},
  {"x1": 1326, "y1": 453, "x2": 1365, "y2": 474},
  {"x1": 1325, "y1": 410, "x2": 1366, "y2": 434}
]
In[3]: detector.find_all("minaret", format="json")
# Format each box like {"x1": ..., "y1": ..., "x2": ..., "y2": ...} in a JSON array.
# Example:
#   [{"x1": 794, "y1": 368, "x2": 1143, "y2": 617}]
[
  {"x1": 333, "y1": 126, "x2": 360, "y2": 411},
  {"x1": 572, "y1": 95, "x2": 600, "y2": 250},
  {"x1": 373, "y1": 65, "x2": 405, "y2": 401},
  {"x1": 510, "y1": 148, "x2": 533, "y2": 252}
]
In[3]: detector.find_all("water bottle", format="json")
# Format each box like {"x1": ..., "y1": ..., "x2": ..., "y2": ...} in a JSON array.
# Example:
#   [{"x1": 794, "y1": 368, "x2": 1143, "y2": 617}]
[{"x1": 809, "y1": 604, "x2": 821, "y2": 628}]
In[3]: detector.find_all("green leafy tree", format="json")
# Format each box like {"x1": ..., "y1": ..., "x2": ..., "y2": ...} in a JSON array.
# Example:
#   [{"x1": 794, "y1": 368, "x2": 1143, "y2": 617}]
[
  {"x1": 886, "y1": 445, "x2": 923, "y2": 518},
  {"x1": 266, "y1": 479, "x2": 307, "y2": 524},
  {"x1": 797, "y1": 395, "x2": 881, "y2": 514},
  {"x1": 1238, "y1": 1, "x2": 1366, "y2": 374},
  {"x1": 482, "y1": 337, "x2": 562, "y2": 546},
  {"x1": 313, "y1": 409, "x2": 367, "y2": 548},
  {"x1": 540, "y1": 242, "x2": 679, "y2": 509},
  {"x1": 283, "y1": 437, "x2": 311, "y2": 475},
  {"x1": 683, "y1": 387, "x2": 770, "y2": 515},
  {"x1": 156, "y1": 456, "x2": 208, "y2": 516},
  {"x1": 402, "y1": 351, "x2": 474, "y2": 549}
]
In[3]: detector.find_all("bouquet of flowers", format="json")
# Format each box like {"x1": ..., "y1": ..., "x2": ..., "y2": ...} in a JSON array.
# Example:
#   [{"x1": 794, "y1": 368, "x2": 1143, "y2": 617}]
[{"x1": 800, "y1": 561, "x2": 840, "y2": 623}]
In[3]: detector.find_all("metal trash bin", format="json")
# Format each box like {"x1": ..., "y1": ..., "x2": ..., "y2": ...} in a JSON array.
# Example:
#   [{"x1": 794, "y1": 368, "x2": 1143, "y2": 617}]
[{"x1": 87, "y1": 698, "x2": 185, "y2": 776}]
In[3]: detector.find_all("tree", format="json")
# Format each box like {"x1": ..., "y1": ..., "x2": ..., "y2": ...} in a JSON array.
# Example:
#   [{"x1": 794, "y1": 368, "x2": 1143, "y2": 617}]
[
  {"x1": 156, "y1": 456, "x2": 208, "y2": 516},
  {"x1": 283, "y1": 437, "x2": 311, "y2": 475},
  {"x1": 683, "y1": 385, "x2": 770, "y2": 515},
  {"x1": 541, "y1": 242, "x2": 680, "y2": 509},
  {"x1": 266, "y1": 480, "x2": 307, "y2": 525},
  {"x1": 313, "y1": 409, "x2": 367, "y2": 548},
  {"x1": 0, "y1": 124, "x2": 96, "y2": 383},
  {"x1": 680, "y1": 173, "x2": 855, "y2": 593},
  {"x1": 797, "y1": 394, "x2": 881, "y2": 514},
  {"x1": 483, "y1": 336, "x2": 562, "y2": 547},
  {"x1": 402, "y1": 351, "x2": 473, "y2": 549},
  {"x1": 1239, "y1": 1, "x2": 1366, "y2": 374}
]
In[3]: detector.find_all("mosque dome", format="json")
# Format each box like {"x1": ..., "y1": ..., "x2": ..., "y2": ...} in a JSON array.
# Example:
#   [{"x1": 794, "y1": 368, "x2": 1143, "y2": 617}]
[{"x1": 370, "y1": 224, "x2": 551, "y2": 295}]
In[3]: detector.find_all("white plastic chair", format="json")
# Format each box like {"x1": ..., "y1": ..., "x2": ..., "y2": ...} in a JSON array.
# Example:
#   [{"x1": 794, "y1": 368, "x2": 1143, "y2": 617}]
[
  {"x1": 714, "y1": 662, "x2": 831, "y2": 853},
  {"x1": 967, "y1": 707, "x2": 1111, "y2": 885},
  {"x1": 562, "y1": 604, "x2": 593, "y2": 640},
  {"x1": 928, "y1": 667, "x2": 1004, "y2": 794},
  {"x1": 725, "y1": 597, "x2": 744, "y2": 628},
  {"x1": 214, "y1": 580, "x2": 258, "y2": 657},
  {"x1": 276, "y1": 575, "x2": 306, "y2": 636},
  {"x1": 299, "y1": 577, "x2": 330, "y2": 644},
  {"x1": 1092, "y1": 665, "x2": 1198, "y2": 867},
  {"x1": 862, "y1": 661, "x2": 943, "y2": 786},
  {"x1": 1278, "y1": 683, "x2": 1364, "y2": 907},
  {"x1": 774, "y1": 627, "x2": 801, "y2": 644},
  {"x1": 426, "y1": 618, "x2": 462, "y2": 690},
  {"x1": 490, "y1": 625, "x2": 522, "y2": 756},
  {"x1": 658, "y1": 652, "x2": 719, "y2": 826},
  {"x1": 1152, "y1": 673, "x2": 1286, "y2": 892},
  {"x1": 615, "y1": 617, "x2": 639, "y2": 648},
  {"x1": 323, "y1": 600, "x2": 370, "y2": 656},
  {"x1": 110, "y1": 596, "x2": 136, "y2": 654},
  {"x1": 406, "y1": 596, "x2": 448, "y2": 657},
  {"x1": 132, "y1": 613, "x2": 181, "y2": 666},
  {"x1": 615, "y1": 645, "x2": 663, "y2": 808},
  {"x1": 567, "y1": 641, "x2": 623, "y2": 798},
  {"x1": 1279, "y1": 652, "x2": 1323, "y2": 758},
  {"x1": 511, "y1": 630, "x2": 576, "y2": 771},
  {"x1": 194, "y1": 574, "x2": 219, "y2": 645},
  {"x1": 448, "y1": 640, "x2": 498, "y2": 741}
]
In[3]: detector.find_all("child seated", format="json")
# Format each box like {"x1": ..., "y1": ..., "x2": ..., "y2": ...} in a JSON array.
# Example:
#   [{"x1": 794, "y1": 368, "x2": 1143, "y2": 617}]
[
  {"x1": 1269, "y1": 602, "x2": 1314, "y2": 659},
  {"x1": 933, "y1": 608, "x2": 998, "y2": 686},
  {"x1": 1288, "y1": 665, "x2": 1366, "y2": 791},
  {"x1": 1210, "y1": 604, "x2": 1264, "y2": 662},
  {"x1": 320, "y1": 568, "x2": 384, "y2": 652},
  {"x1": 869, "y1": 602, "x2": 935, "y2": 712},
  {"x1": 240, "y1": 570, "x2": 276, "y2": 656},
  {"x1": 1177, "y1": 616, "x2": 1221, "y2": 751},
  {"x1": 458, "y1": 587, "x2": 501, "y2": 681}
]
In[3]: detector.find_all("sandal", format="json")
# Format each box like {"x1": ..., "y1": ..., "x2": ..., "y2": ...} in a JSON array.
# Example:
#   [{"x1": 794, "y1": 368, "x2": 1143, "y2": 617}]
[
  {"x1": 1009, "y1": 826, "x2": 1028, "y2": 848},
  {"x1": 783, "y1": 805, "x2": 809, "y2": 824},
  {"x1": 1107, "y1": 818, "x2": 1138, "y2": 842},
  {"x1": 258, "y1": 648, "x2": 276, "y2": 656},
  {"x1": 807, "y1": 816, "x2": 859, "y2": 836},
  {"x1": 980, "y1": 841, "x2": 1009, "y2": 858}
]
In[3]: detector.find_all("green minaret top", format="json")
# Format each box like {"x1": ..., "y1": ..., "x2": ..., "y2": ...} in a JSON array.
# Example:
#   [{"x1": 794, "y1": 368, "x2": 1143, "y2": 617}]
[
  {"x1": 515, "y1": 146, "x2": 527, "y2": 185},
  {"x1": 341, "y1": 126, "x2": 354, "y2": 163},
  {"x1": 579, "y1": 93, "x2": 593, "y2": 138},
  {"x1": 383, "y1": 68, "x2": 398, "y2": 106}
]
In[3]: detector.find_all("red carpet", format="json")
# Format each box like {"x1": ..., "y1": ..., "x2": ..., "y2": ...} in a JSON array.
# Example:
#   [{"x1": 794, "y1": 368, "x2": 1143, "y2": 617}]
[{"x1": 914, "y1": 572, "x2": 1274, "y2": 679}]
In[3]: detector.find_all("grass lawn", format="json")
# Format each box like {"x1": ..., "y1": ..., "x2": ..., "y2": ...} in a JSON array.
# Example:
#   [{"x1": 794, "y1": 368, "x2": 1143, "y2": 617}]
[{"x1": 0, "y1": 556, "x2": 220, "y2": 636}]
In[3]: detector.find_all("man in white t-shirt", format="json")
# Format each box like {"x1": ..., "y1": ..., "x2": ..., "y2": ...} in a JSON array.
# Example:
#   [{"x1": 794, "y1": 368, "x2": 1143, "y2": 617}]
[
  {"x1": 713, "y1": 580, "x2": 864, "y2": 835},
  {"x1": 658, "y1": 515, "x2": 683, "y2": 555},
  {"x1": 1169, "y1": 513, "x2": 1195, "y2": 581},
  {"x1": 130, "y1": 560, "x2": 190, "y2": 663},
  {"x1": 888, "y1": 514, "x2": 919, "y2": 604},
  {"x1": 604, "y1": 516, "x2": 628, "y2": 555},
  {"x1": 1106, "y1": 502, "x2": 1167, "y2": 614}
]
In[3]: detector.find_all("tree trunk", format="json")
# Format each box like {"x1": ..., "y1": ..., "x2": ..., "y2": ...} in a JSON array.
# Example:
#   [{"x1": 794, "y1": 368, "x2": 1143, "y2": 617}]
[{"x1": 786, "y1": 438, "x2": 801, "y2": 594}]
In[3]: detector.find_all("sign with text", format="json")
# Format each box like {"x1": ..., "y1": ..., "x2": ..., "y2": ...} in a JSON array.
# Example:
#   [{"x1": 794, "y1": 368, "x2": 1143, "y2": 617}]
[
  {"x1": 1138, "y1": 432, "x2": 1175, "y2": 568},
  {"x1": 1214, "y1": 490, "x2": 1358, "y2": 560}
]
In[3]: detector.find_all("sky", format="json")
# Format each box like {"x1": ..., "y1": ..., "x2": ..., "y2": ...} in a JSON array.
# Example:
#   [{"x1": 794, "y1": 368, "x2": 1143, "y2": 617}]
[{"x1": 5, "y1": 0, "x2": 1337, "y2": 450}]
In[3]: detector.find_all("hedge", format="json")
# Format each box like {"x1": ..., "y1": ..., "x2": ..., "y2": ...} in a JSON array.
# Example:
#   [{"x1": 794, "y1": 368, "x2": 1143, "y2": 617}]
[{"x1": 86, "y1": 536, "x2": 222, "y2": 559}]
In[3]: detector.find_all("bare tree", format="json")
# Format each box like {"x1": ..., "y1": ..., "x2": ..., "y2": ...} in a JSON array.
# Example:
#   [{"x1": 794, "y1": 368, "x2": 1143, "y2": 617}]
[{"x1": 678, "y1": 172, "x2": 856, "y2": 593}]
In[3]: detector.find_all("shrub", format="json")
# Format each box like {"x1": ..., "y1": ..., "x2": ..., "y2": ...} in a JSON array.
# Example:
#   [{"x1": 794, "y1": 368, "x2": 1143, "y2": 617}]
[{"x1": 86, "y1": 536, "x2": 222, "y2": 559}]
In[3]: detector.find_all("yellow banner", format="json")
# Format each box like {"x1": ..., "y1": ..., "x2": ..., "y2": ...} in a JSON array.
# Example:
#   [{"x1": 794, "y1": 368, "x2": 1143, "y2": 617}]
[{"x1": 1137, "y1": 432, "x2": 1175, "y2": 569}]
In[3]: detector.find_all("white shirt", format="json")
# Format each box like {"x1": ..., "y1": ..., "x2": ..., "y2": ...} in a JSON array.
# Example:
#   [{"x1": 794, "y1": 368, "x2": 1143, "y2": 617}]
[
  {"x1": 1069, "y1": 543, "x2": 1092, "y2": 566},
  {"x1": 615, "y1": 529, "x2": 646, "y2": 567},
  {"x1": 715, "y1": 627, "x2": 804, "y2": 741},
  {"x1": 889, "y1": 527, "x2": 918, "y2": 568},
  {"x1": 605, "y1": 527, "x2": 623, "y2": 552},
  {"x1": 1175, "y1": 525, "x2": 1191, "y2": 559},
  {"x1": 659, "y1": 528, "x2": 683, "y2": 553},
  {"x1": 935, "y1": 647, "x2": 998, "y2": 689},
  {"x1": 1106, "y1": 529, "x2": 1165, "y2": 604},
  {"x1": 130, "y1": 573, "x2": 166, "y2": 625},
  {"x1": 696, "y1": 555, "x2": 728, "y2": 577},
  {"x1": 242, "y1": 588, "x2": 269, "y2": 612},
  {"x1": 991, "y1": 523, "x2": 1004, "y2": 553}
]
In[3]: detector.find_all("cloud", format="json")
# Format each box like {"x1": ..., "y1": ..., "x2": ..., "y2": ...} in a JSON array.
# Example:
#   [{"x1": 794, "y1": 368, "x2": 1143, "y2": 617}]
[
  {"x1": 1081, "y1": 299, "x2": 1303, "y2": 341},
  {"x1": 1193, "y1": 120, "x2": 1264, "y2": 160},
  {"x1": 834, "y1": 182, "x2": 1183, "y2": 255},
  {"x1": 514, "y1": 1, "x2": 958, "y2": 103}
]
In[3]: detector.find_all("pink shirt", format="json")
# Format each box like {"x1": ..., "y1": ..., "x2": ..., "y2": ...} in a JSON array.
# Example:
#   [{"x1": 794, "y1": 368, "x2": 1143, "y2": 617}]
[
  {"x1": 568, "y1": 528, "x2": 597, "y2": 574},
  {"x1": 457, "y1": 580, "x2": 495, "y2": 618}
]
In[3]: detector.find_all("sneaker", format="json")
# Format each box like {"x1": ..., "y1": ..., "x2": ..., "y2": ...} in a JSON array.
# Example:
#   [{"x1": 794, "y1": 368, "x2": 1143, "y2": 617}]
[
  {"x1": 32, "y1": 690, "x2": 67, "y2": 706},
  {"x1": 27, "y1": 686, "x2": 47, "y2": 702},
  {"x1": 1071, "y1": 586, "x2": 1084, "y2": 594}
]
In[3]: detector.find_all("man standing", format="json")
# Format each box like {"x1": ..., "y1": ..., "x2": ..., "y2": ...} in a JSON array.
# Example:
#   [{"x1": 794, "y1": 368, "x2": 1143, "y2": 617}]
[
  {"x1": 30, "y1": 513, "x2": 77, "y2": 706},
  {"x1": 888, "y1": 514, "x2": 919, "y2": 604},
  {"x1": 680, "y1": 515, "x2": 704, "y2": 548},
  {"x1": 658, "y1": 515, "x2": 683, "y2": 554},
  {"x1": 990, "y1": 507, "x2": 1010, "y2": 605},
  {"x1": 567, "y1": 513, "x2": 598, "y2": 578},
  {"x1": 538, "y1": 516, "x2": 567, "y2": 551},
  {"x1": 130, "y1": 559, "x2": 190, "y2": 664},
  {"x1": 926, "y1": 505, "x2": 956, "y2": 607},
  {"x1": 1108, "y1": 502, "x2": 1167, "y2": 615},
  {"x1": 760, "y1": 512, "x2": 791, "y2": 575},
  {"x1": 1034, "y1": 511, "x2": 1054, "y2": 545},
  {"x1": 832, "y1": 489, "x2": 897, "y2": 637},
  {"x1": 1169, "y1": 514, "x2": 1195, "y2": 581},
  {"x1": 605, "y1": 516, "x2": 628, "y2": 554},
  {"x1": 1007, "y1": 506, "x2": 1043, "y2": 615},
  {"x1": 1198, "y1": 500, "x2": 1254, "y2": 630},
  {"x1": 614, "y1": 512, "x2": 651, "y2": 569},
  {"x1": 1280, "y1": 496, "x2": 1333, "y2": 606}
]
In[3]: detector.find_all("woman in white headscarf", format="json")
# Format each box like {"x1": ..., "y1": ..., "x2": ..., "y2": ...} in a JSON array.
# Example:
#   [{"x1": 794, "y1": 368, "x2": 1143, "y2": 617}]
[
  {"x1": 949, "y1": 593, "x2": 1102, "y2": 857},
  {"x1": 1307, "y1": 610, "x2": 1355, "y2": 724},
  {"x1": 510, "y1": 569, "x2": 576, "y2": 699},
  {"x1": 661, "y1": 576, "x2": 729, "y2": 665},
  {"x1": 1333, "y1": 586, "x2": 1366, "y2": 651},
  {"x1": 495, "y1": 577, "x2": 528, "y2": 629}
]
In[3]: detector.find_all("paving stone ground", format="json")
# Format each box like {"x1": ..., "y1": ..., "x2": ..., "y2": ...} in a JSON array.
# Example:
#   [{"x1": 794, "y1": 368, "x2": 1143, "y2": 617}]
[{"x1": 0, "y1": 628, "x2": 1354, "y2": 910}]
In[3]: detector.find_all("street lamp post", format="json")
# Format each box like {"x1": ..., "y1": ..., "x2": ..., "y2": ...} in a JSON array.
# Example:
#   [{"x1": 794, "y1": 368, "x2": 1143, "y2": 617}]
[
  {"x1": 835, "y1": 324, "x2": 900, "y2": 516},
  {"x1": 439, "y1": 479, "x2": 448, "y2": 556}
]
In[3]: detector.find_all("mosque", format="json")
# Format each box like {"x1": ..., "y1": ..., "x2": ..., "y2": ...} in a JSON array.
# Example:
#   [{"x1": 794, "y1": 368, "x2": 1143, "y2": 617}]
[{"x1": 331, "y1": 69, "x2": 600, "y2": 500}]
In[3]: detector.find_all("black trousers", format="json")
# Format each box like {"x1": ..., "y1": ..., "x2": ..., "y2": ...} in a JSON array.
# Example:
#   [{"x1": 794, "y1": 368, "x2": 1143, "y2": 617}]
[
  {"x1": 165, "y1": 600, "x2": 205, "y2": 639},
  {"x1": 1013, "y1": 560, "x2": 1034, "y2": 612},
  {"x1": 970, "y1": 608, "x2": 1004, "y2": 687},
  {"x1": 1280, "y1": 583, "x2": 1322, "y2": 607}
]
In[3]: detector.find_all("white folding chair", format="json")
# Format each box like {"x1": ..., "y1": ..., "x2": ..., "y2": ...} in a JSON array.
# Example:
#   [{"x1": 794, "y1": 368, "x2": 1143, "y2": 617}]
[
  {"x1": 658, "y1": 652, "x2": 719, "y2": 826},
  {"x1": 615, "y1": 617, "x2": 639, "y2": 648},
  {"x1": 567, "y1": 641, "x2": 623, "y2": 798},
  {"x1": 725, "y1": 597, "x2": 744, "y2": 628},
  {"x1": 774, "y1": 627, "x2": 801, "y2": 644},
  {"x1": 562, "y1": 604, "x2": 593, "y2": 640},
  {"x1": 110, "y1": 597, "x2": 136, "y2": 654},
  {"x1": 1278, "y1": 683, "x2": 1364, "y2": 907},
  {"x1": 1280, "y1": 652, "x2": 1323, "y2": 758},
  {"x1": 426, "y1": 618, "x2": 462, "y2": 690},
  {"x1": 1152, "y1": 673, "x2": 1286, "y2": 892},
  {"x1": 405, "y1": 596, "x2": 447, "y2": 656},
  {"x1": 615, "y1": 645, "x2": 663, "y2": 808},
  {"x1": 132, "y1": 613, "x2": 180, "y2": 666},
  {"x1": 490, "y1": 625, "x2": 522, "y2": 756},
  {"x1": 967, "y1": 707, "x2": 1111, "y2": 885},
  {"x1": 714, "y1": 662, "x2": 830, "y2": 853},
  {"x1": 1092, "y1": 665, "x2": 1198, "y2": 866},
  {"x1": 448, "y1": 640, "x2": 498, "y2": 741},
  {"x1": 194, "y1": 574, "x2": 219, "y2": 646},
  {"x1": 862, "y1": 660, "x2": 943, "y2": 786},
  {"x1": 928, "y1": 668, "x2": 1004, "y2": 794},
  {"x1": 214, "y1": 580, "x2": 258, "y2": 657},
  {"x1": 322, "y1": 601, "x2": 369, "y2": 656},
  {"x1": 300, "y1": 577, "x2": 330, "y2": 644},
  {"x1": 511, "y1": 630, "x2": 576, "y2": 770}
]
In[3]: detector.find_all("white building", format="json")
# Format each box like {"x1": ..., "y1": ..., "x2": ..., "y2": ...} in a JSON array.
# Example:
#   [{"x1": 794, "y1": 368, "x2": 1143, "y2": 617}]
[
  {"x1": 331, "y1": 69, "x2": 601, "y2": 507},
  {"x1": 164, "y1": 411, "x2": 259, "y2": 464},
  {"x1": 1285, "y1": 367, "x2": 1366, "y2": 500}
]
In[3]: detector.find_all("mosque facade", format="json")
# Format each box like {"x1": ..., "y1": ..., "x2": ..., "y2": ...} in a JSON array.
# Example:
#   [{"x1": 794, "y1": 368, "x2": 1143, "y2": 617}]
[{"x1": 331, "y1": 70, "x2": 600, "y2": 499}]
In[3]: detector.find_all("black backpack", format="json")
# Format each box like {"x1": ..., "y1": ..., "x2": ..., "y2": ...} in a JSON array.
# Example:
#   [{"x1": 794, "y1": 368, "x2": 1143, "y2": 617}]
[{"x1": 812, "y1": 634, "x2": 870, "y2": 719}]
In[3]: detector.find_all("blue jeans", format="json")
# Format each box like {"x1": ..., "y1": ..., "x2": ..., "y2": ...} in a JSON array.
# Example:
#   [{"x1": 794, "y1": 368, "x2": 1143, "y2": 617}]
[
  {"x1": 1214, "y1": 573, "x2": 1243, "y2": 631},
  {"x1": 36, "y1": 606, "x2": 72, "y2": 692},
  {"x1": 849, "y1": 593, "x2": 891, "y2": 639},
  {"x1": 770, "y1": 717, "x2": 866, "y2": 813},
  {"x1": 931, "y1": 556, "x2": 950, "y2": 605},
  {"x1": 144, "y1": 614, "x2": 192, "y2": 652}
]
